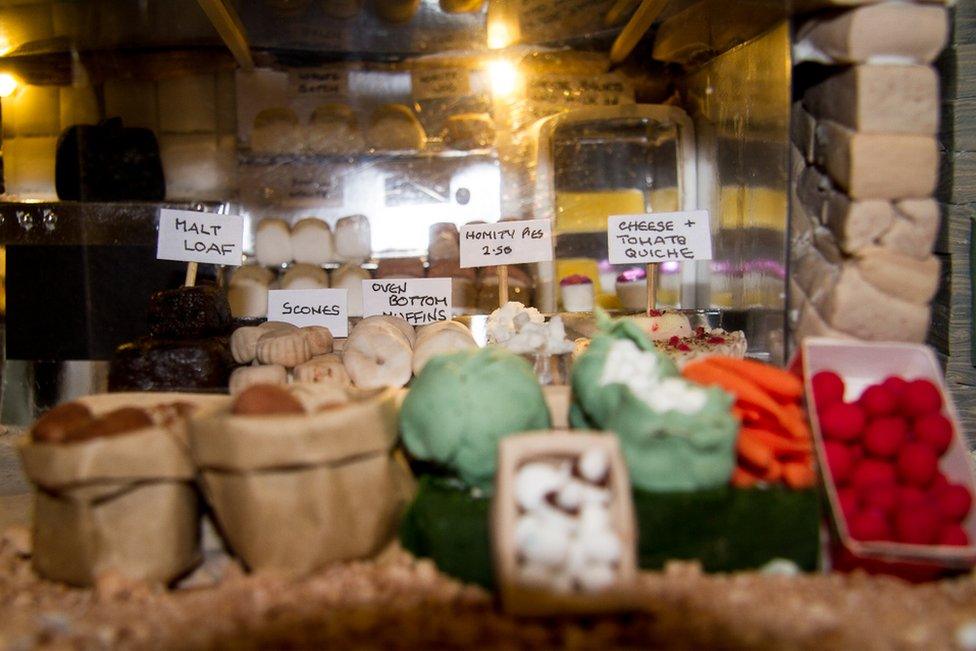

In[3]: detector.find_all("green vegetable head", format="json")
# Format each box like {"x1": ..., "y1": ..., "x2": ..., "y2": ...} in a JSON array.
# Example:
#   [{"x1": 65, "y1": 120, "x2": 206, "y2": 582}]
[{"x1": 401, "y1": 346, "x2": 551, "y2": 491}]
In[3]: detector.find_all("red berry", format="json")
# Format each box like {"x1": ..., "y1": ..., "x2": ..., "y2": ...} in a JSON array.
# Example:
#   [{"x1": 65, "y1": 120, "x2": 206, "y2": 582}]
[
  {"x1": 823, "y1": 440, "x2": 854, "y2": 485},
  {"x1": 894, "y1": 507, "x2": 941, "y2": 545},
  {"x1": 897, "y1": 485, "x2": 928, "y2": 509},
  {"x1": 837, "y1": 487, "x2": 859, "y2": 520},
  {"x1": 901, "y1": 379, "x2": 942, "y2": 418},
  {"x1": 938, "y1": 524, "x2": 970, "y2": 547},
  {"x1": 930, "y1": 472, "x2": 951, "y2": 492},
  {"x1": 850, "y1": 510, "x2": 891, "y2": 541},
  {"x1": 849, "y1": 445, "x2": 864, "y2": 464},
  {"x1": 812, "y1": 371, "x2": 845, "y2": 410},
  {"x1": 862, "y1": 417, "x2": 908, "y2": 458},
  {"x1": 820, "y1": 402, "x2": 866, "y2": 442},
  {"x1": 861, "y1": 485, "x2": 898, "y2": 515},
  {"x1": 896, "y1": 443, "x2": 939, "y2": 487},
  {"x1": 914, "y1": 413, "x2": 953, "y2": 456},
  {"x1": 851, "y1": 459, "x2": 897, "y2": 491},
  {"x1": 881, "y1": 376, "x2": 909, "y2": 399},
  {"x1": 860, "y1": 385, "x2": 898, "y2": 418},
  {"x1": 936, "y1": 484, "x2": 973, "y2": 522}
]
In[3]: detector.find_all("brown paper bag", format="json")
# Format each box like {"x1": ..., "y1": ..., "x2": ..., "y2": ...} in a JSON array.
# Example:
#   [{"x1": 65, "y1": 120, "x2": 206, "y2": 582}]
[
  {"x1": 492, "y1": 431, "x2": 638, "y2": 616},
  {"x1": 189, "y1": 387, "x2": 415, "y2": 575},
  {"x1": 18, "y1": 393, "x2": 230, "y2": 586}
]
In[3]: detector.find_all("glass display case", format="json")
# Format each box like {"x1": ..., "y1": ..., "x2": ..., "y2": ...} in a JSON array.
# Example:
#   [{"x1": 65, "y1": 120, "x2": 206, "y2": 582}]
[{"x1": 0, "y1": 0, "x2": 792, "y2": 421}]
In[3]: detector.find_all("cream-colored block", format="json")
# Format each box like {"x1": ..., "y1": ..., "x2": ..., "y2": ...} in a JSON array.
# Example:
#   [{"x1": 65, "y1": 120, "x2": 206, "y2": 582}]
[
  {"x1": 799, "y1": 165, "x2": 894, "y2": 254},
  {"x1": 7, "y1": 85, "x2": 60, "y2": 136},
  {"x1": 216, "y1": 71, "x2": 237, "y2": 135},
  {"x1": 879, "y1": 198, "x2": 940, "y2": 260},
  {"x1": 215, "y1": 134, "x2": 238, "y2": 194},
  {"x1": 104, "y1": 79, "x2": 158, "y2": 131},
  {"x1": 803, "y1": 65, "x2": 938, "y2": 135},
  {"x1": 792, "y1": 230, "x2": 840, "y2": 307},
  {"x1": 795, "y1": 3, "x2": 948, "y2": 65},
  {"x1": 158, "y1": 75, "x2": 216, "y2": 133},
  {"x1": 0, "y1": 4, "x2": 54, "y2": 52},
  {"x1": 159, "y1": 134, "x2": 220, "y2": 200},
  {"x1": 820, "y1": 266, "x2": 930, "y2": 342},
  {"x1": 59, "y1": 85, "x2": 99, "y2": 130},
  {"x1": 854, "y1": 247, "x2": 939, "y2": 305},
  {"x1": 795, "y1": 292, "x2": 856, "y2": 344},
  {"x1": 814, "y1": 120, "x2": 937, "y2": 200},
  {"x1": 6, "y1": 136, "x2": 57, "y2": 199}
]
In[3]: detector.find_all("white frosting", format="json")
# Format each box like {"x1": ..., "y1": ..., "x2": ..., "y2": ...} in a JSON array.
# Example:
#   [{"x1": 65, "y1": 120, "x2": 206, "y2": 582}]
[
  {"x1": 487, "y1": 302, "x2": 574, "y2": 355},
  {"x1": 599, "y1": 339, "x2": 707, "y2": 414}
]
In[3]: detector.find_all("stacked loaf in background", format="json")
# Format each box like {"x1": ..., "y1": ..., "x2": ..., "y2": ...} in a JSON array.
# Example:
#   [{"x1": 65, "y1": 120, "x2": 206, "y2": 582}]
[{"x1": 789, "y1": 1, "x2": 949, "y2": 344}]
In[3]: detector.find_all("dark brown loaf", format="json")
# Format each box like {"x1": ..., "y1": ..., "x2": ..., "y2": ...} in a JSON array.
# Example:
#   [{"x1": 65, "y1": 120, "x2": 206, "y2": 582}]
[
  {"x1": 232, "y1": 385, "x2": 306, "y2": 416},
  {"x1": 147, "y1": 285, "x2": 232, "y2": 339},
  {"x1": 31, "y1": 402, "x2": 94, "y2": 443}
]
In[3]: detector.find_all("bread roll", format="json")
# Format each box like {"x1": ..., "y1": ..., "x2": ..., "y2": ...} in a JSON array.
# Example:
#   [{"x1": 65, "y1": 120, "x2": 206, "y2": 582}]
[
  {"x1": 231, "y1": 325, "x2": 265, "y2": 364},
  {"x1": 232, "y1": 384, "x2": 305, "y2": 415},
  {"x1": 365, "y1": 104, "x2": 425, "y2": 151},
  {"x1": 293, "y1": 353, "x2": 351, "y2": 386},
  {"x1": 360, "y1": 314, "x2": 416, "y2": 347},
  {"x1": 307, "y1": 104, "x2": 364, "y2": 154},
  {"x1": 412, "y1": 324, "x2": 476, "y2": 374},
  {"x1": 251, "y1": 107, "x2": 303, "y2": 154},
  {"x1": 281, "y1": 263, "x2": 329, "y2": 290},
  {"x1": 343, "y1": 321, "x2": 413, "y2": 389},
  {"x1": 255, "y1": 218, "x2": 293, "y2": 267},
  {"x1": 334, "y1": 214, "x2": 372, "y2": 262},
  {"x1": 291, "y1": 218, "x2": 336, "y2": 265},
  {"x1": 301, "y1": 325, "x2": 334, "y2": 356},
  {"x1": 332, "y1": 264, "x2": 370, "y2": 317},
  {"x1": 256, "y1": 329, "x2": 313, "y2": 367}
]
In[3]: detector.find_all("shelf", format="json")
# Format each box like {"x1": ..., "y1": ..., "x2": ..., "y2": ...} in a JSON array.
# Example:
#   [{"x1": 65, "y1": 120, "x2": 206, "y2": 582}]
[{"x1": 238, "y1": 148, "x2": 497, "y2": 166}]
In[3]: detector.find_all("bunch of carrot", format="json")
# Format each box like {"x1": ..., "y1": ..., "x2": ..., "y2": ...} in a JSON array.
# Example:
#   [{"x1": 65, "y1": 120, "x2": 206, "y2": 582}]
[{"x1": 682, "y1": 356, "x2": 817, "y2": 489}]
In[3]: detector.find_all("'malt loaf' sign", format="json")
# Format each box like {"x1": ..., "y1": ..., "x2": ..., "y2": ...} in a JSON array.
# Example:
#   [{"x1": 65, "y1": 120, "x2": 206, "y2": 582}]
[{"x1": 156, "y1": 208, "x2": 244, "y2": 266}]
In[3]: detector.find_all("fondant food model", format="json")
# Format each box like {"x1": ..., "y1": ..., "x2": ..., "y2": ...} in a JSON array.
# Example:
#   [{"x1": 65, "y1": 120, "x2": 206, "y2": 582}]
[
  {"x1": 400, "y1": 347, "x2": 551, "y2": 490},
  {"x1": 488, "y1": 302, "x2": 574, "y2": 356},
  {"x1": 513, "y1": 448, "x2": 622, "y2": 593},
  {"x1": 31, "y1": 401, "x2": 191, "y2": 444},
  {"x1": 813, "y1": 371, "x2": 971, "y2": 547},
  {"x1": 570, "y1": 314, "x2": 738, "y2": 492},
  {"x1": 682, "y1": 356, "x2": 816, "y2": 490},
  {"x1": 627, "y1": 311, "x2": 748, "y2": 367},
  {"x1": 559, "y1": 275, "x2": 595, "y2": 313}
]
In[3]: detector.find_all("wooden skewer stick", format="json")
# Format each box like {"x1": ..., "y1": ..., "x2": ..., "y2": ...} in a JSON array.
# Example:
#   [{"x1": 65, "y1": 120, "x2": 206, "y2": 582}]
[
  {"x1": 185, "y1": 261, "x2": 199, "y2": 287},
  {"x1": 498, "y1": 264, "x2": 509, "y2": 307},
  {"x1": 645, "y1": 262, "x2": 657, "y2": 313}
]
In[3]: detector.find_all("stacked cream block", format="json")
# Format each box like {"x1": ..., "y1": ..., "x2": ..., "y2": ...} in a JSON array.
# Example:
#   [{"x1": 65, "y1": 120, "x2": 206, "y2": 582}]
[{"x1": 790, "y1": 1, "x2": 949, "y2": 344}]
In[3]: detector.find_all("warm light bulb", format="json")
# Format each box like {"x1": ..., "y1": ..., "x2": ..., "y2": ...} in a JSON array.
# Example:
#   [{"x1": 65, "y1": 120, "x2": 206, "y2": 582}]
[
  {"x1": 488, "y1": 59, "x2": 518, "y2": 98},
  {"x1": 487, "y1": 20, "x2": 514, "y2": 50},
  {"x1": 0, "y1": 73, "x2": 20, "y2": 98}
]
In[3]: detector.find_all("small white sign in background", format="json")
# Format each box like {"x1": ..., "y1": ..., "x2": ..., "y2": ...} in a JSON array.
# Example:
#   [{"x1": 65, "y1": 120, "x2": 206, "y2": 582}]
[
  {"x1": 607, "y1": 210, "x2": 713, "y2": 264},
  {"x1": 459, "y1": 219, "x2": 553, "y2": 268},
  {"x1": 362, "y1": 278, "x2": 452, "y2": 326},
  {"x1": 411, "y1": 68, "x2": 470, "y2": 100},
  {"x1": 156, "y1": 208, "x2": 244, "y2": 266},
  {"x1": 267, "y1": 289, "x2": 348, "y2": 336}
]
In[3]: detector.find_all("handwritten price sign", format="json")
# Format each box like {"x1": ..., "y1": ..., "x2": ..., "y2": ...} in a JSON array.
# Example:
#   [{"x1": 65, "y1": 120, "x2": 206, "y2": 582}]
[{"x1": 459, "y1": 219, "x2": 553, "y2": 268}]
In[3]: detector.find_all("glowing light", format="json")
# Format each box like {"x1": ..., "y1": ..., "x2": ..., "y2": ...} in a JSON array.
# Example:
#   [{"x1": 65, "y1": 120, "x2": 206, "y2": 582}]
[
  {"x1": 0, "y1": 73, "x2": 20, "y2": 98},
  {"x1": 487, "y1": 20, "x2": 515, "y2": 49},
  {"x1": 488, "y1": 59, "x2": 518, "y2": 98}
]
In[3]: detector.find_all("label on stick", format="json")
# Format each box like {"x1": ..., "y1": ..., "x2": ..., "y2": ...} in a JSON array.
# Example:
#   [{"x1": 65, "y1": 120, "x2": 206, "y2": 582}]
[
  {"x1": 607, "y1": 211, "x2": 713, "y2": 264},
  {"x1": 156, "y1": 209, "x2": 244, "y2": 266},
  {"x1": 411, "y1": 69, "x2": 470, "y2": 100},
  {"x1": 362, "y1": 278, "x2": 452, "y2": 326},
  {"x1": 459, "y1": 219, "x2": 553, "y2": 268},
  {"x1": 267, "y1": 289, "x2": 348, "y2": 336},
  {"x1": 289, "y1": 67, "x2": 348, "y2": 98}
]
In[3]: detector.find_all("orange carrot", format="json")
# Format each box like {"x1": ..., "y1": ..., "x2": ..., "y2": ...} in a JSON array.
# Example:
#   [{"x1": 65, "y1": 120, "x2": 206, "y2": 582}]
[
  {"x1": 737, "y1": 431, "x2": 773, "y2": 469},
  {"x1": 701, "y1": 356, "x2": 804, "y2": 402},
  {"x1": 732, "y1": 466, "x2": 761, "y2": 488},
  {"x1": 783, "y1": 461, "x2": 816, "y2": 489},
  {"x1": 741, "y1": 427, "x2": 811, "y2": 456},
  {"x1": 683, "y1": 361, "x2": 808, "y2": 440},
  {"x1": 783, "y1": 402, "x2": 806, "y2": 423}
]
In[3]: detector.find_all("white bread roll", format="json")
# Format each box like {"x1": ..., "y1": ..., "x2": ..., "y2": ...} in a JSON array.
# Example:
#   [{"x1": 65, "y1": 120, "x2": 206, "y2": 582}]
[
  {"x1": 255, "y1": 218, "x2": 293, "y2": 267},
  {"x1": 251, "y1": 107, "x2": 303, "y2": 154},
  {"x1": 307, "y1": 104, "x2": 364, "y2": 154},
  {"x1": 281, "y1": 263, "x2": 329, "y2": 290},
  {"x1": 332, "y1": 263, "x2": 370, "y2": 317},
  {"x1": 334, "y1": 214, "x2": 372, "y2": 262},
  {"x1": 365, "y1": 104, "x2": 425, "y2": 151},
  {"x1": 291, "y1": 218, "x2": 336, "y2": 265},
  {"x1": 228, "y1": 278, "x2": 269, "y2": 318},
  {"x1": 343, "y1": 321, "x2": 413, "y2": 389},
  {"x1": 229, "y1": 364, "x2": 288, "y2": 395}
]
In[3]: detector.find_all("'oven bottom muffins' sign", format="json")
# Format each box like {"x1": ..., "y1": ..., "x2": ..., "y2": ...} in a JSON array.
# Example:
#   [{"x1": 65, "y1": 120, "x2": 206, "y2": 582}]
[{"x1": 362, "y1": 278, "x2": 452, "y2": 326}]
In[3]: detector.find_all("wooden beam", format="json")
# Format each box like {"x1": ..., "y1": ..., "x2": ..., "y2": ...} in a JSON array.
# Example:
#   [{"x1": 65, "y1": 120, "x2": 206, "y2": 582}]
[{"x1": 195, "y1": 0, "x2": 254, "y2": 71}]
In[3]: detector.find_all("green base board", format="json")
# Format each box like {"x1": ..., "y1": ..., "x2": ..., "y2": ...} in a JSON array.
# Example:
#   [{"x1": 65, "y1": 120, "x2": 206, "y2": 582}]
[{"x1": 400, "y1": 476, "x2": 821, "y2": 589}]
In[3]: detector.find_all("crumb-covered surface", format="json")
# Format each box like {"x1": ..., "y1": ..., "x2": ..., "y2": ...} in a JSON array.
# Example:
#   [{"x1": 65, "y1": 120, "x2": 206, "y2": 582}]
[{"x1": 2, "y1": 533, "x2": 976, "y2": 651}]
